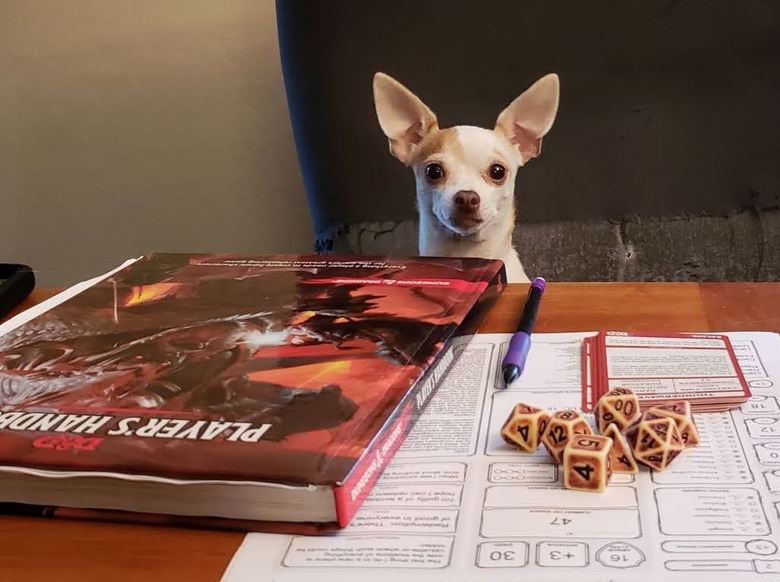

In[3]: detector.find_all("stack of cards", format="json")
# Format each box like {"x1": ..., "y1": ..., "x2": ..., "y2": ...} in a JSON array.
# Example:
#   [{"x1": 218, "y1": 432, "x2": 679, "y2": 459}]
[{"x1": 582, "y1": 331, "x2": 751, "y2": 413}]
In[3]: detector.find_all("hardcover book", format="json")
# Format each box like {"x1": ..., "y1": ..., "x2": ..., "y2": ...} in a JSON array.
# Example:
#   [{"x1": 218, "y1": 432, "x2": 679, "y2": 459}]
[{"x1": 0, "y1": 253, "x2": 504, "y2": 531}]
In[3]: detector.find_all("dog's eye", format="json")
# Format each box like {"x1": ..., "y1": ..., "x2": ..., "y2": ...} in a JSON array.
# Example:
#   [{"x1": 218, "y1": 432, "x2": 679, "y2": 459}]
[
  {"x1": 425, "y1": 163, "x2": 444, "y2": 182},
  {"x1": 489, "y1": 164, "x2": 506, "y2": 182}
]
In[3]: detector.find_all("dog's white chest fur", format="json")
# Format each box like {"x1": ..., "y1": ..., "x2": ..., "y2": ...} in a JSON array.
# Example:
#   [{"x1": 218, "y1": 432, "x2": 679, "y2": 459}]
[
  {"x1": 418, "y1": 214, "x2": 529, "y2": 282},
  {"x1": 373, "y1": 72, "x2": 559, "y2": 283}
]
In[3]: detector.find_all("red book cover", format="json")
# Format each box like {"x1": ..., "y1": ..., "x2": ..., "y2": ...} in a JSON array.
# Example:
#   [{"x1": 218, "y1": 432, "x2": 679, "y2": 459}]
[{"x1": 0, "y1": 253, "x2": 504, "y2": 531}]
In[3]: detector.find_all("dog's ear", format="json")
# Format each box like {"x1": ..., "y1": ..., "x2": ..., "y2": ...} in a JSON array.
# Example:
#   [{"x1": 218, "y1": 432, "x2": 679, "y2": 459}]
[
  {"x1": 495, "y1": 73, "x2": 560, "y2": 164},
  {"x1": 373, "y1": 73, "x2": 439, "y2": 164}
]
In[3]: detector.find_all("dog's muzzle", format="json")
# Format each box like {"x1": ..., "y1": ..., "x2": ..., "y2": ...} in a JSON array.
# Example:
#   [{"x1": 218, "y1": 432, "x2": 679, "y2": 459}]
[{"x1": 451, "y1": 190, "x2": 484, "y2": 230}]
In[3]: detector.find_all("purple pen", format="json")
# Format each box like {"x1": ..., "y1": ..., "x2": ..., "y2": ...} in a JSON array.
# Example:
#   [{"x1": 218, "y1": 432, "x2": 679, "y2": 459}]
[{"x1": 501, "y1": 277, "x2": 546, "y2": 386}]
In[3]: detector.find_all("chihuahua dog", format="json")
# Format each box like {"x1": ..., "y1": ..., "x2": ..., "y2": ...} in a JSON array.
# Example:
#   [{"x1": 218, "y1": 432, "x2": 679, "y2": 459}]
[{"x1": 372, "y1": 72, "x2": 559, "y2": 282}]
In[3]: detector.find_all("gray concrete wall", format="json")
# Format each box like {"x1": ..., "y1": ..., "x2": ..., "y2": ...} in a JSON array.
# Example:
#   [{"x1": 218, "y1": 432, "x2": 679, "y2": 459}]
[
  {"x1": 1, "y1": 0, "x2": 312, "y2": 287},
  {"x1": 330, "y1": 211, "x2": 780, "y2": 282}
]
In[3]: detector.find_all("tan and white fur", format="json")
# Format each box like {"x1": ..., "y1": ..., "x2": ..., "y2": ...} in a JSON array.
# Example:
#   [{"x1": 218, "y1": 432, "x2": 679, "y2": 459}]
[{"x1": 373, "y1": 72, "x2": 560, "y2": 282}]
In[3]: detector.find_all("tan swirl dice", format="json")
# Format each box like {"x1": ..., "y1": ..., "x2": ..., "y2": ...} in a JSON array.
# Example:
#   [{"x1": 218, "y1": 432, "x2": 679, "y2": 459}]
[
  {"x1": 500, "y1": 403, "x2": 550, "y2": 453},
  {"x1": 595, "y1": 387, "x2": 641, "y2": 433},
  {"x1": 563, "y1": 435, "x2": 613, "y2": 492},
  {"x1": 603, "y1": 423, "x2": 639, "y2": 473},
  {"x1": 630, "y1": 414, "x2": 685, "y2": 471},
  {"x1": 541, "y1": 410, "x2": 593, "y2": 464},
  {"x1": 645, "y1": 400, "x2": 700, "y2": 448}
]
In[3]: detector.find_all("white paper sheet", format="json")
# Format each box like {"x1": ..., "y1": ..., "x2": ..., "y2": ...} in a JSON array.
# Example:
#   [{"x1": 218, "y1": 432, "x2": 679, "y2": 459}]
[{"x1": 221, "y1": 331, "x2": 780, "y2": 582}]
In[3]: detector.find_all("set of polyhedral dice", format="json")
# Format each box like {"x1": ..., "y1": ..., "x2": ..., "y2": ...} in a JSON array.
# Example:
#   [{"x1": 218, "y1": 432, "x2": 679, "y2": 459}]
[{"x1": 499, "y1": 388, "x2": 700, "y2": 492}]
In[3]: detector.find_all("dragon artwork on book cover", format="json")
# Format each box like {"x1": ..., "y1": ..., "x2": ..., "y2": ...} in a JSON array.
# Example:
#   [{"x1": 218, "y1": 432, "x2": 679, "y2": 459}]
[{"x1": 0, "y1": 254, "x2": 490, "y2": 479}]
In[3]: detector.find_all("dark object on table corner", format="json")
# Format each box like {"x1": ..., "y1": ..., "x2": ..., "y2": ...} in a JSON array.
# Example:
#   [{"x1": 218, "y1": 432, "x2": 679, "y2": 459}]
[{"x1": 0, "y1": 264, "x2": 36, "y2": 320}]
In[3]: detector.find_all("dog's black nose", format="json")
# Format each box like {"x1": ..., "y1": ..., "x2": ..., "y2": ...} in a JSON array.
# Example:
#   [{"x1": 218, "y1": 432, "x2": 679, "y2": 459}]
[{"x1": 455, "y1": 190, "x2": 480, "y2": 209}]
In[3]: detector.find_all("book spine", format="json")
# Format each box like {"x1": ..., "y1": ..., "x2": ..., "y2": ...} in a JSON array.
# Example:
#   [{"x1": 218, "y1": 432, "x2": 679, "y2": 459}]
[
  {"x1": 332, "y1": 339, "x2": 458, "y2": 527},
  {"x1": 332, "y1": 270, "x2": 504, "y2": 527}
]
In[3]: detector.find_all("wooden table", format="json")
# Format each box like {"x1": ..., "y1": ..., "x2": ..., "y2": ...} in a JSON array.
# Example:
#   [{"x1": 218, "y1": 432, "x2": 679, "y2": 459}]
[{"x1": 2, "y1": 283, "x2": 780, "y2": 581}]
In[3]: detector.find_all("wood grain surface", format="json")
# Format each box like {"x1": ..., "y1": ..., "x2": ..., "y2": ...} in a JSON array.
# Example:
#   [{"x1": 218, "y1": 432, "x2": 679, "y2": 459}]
[{"x1": 1, "y1": 283, "x2": 779, "y2": 581}]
